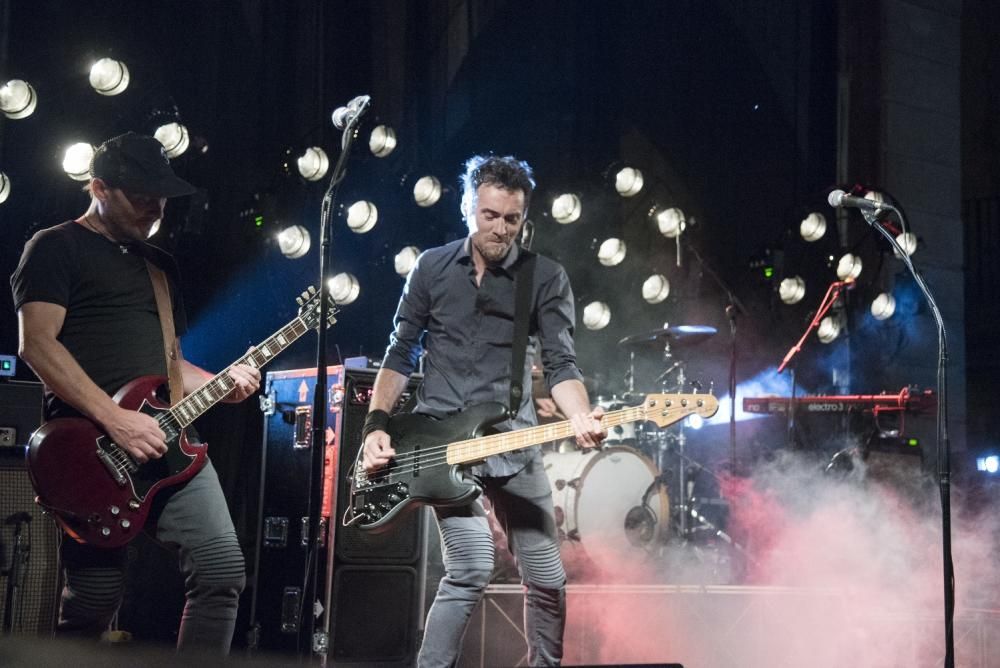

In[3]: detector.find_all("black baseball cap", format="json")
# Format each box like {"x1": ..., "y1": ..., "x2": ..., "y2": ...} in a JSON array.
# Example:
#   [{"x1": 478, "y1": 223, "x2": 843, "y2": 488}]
[{"x1": 90, "y1": 131, "x2": 196, "y2": 198}]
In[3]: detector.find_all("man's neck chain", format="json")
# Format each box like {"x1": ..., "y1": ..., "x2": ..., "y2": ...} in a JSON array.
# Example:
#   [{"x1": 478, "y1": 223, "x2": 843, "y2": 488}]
[{"x1": 82, "y1": 213, "x2": 130, "y2": 254}]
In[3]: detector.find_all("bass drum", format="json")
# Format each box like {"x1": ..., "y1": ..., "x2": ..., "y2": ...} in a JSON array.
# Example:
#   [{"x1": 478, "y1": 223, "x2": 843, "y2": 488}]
[{"x1": 544, "y1": 446, "x2": 669, "y2": 576}]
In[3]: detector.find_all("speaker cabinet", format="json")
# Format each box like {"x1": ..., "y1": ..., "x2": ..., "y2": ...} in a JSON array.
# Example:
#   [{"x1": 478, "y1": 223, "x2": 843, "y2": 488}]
[
  {"x1": 0, "y1": 458, "x2": 61, "y2": 635},
  {"x1": 250, "y1": 365, "x2": 425, "y2": 665}
]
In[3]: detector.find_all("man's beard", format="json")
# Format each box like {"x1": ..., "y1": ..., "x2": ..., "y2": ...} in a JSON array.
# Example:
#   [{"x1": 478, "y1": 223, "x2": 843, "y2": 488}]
[{"x1": 473, "y1": 233, "x2": 513, "y2": 264}]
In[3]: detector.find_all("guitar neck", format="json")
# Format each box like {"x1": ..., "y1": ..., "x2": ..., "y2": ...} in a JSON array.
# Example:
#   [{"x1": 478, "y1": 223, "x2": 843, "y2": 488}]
[
  {"x1": 446, "y1": 406, "x2": 648, "y2": 465},
  {"x1": 169, "y1": 316, "x2": 311, "y2": 427}
]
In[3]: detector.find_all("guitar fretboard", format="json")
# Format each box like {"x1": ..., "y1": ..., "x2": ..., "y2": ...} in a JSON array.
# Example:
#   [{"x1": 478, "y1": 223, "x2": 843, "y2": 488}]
[
  {"x1": 169, "y1": 317, "x2": 310, "y2": 427},
  {"x1": 445, "y1": 403, "x2": 686, "y2": 465}
]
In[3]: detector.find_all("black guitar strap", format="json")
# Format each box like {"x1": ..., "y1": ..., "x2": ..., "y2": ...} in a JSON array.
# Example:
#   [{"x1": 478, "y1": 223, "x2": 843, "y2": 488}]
[{"x1": 509, "y1": 249, "x2": 537, "y2": 419}]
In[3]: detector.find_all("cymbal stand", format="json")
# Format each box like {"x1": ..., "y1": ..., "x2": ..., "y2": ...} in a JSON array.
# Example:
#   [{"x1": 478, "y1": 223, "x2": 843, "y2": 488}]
[{"x1": 651, "y1": 341, "x2": 691, "y2": 539}]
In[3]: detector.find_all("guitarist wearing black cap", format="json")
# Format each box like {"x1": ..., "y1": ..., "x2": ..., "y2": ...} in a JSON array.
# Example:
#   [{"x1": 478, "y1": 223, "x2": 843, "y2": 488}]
[{"x1": 10, "y1": 132, "x2": 259, "y2": 654}]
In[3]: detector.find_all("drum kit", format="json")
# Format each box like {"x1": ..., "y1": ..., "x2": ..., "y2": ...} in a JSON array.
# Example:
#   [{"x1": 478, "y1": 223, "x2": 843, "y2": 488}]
[{"x1": 539, "y1": 323, "x2": 742, "y2": 577}]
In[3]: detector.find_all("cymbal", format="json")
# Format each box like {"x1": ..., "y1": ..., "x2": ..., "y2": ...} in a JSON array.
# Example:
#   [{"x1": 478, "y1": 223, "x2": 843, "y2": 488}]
[{"x1": 617, "y1": 325, "x2": 718, "y2": 348}]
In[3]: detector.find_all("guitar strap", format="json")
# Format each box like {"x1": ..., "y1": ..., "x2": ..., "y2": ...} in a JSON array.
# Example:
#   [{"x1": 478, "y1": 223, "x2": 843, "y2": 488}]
[
  {"x1": 145, "y1": 259, "x2": 185, "y2": 406},
  {"x1": 509, "y1": 249, "x2": 537, "y2": 419}
]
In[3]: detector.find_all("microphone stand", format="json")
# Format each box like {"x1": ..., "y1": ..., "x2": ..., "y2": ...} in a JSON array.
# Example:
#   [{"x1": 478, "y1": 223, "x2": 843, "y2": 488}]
[
  {"x1": 301, "y1": 110, "x2": 365, "y2": 663},
  {"x1": 685, "y1": 244, "x2": 747, "y2": 472},
  {"x1": 861, "y1": 205, "x2": 954, "y2": 668},
  {"x1": 776, "y1": 280, "x2": 851, "y2": 451}
]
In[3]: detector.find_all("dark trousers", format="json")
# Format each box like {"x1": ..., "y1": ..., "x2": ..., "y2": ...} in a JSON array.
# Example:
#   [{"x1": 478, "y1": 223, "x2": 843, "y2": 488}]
[
  {"x1": 57, "y1": 460, "x2": 245, "y2": 654},
  {"x1": 419, "y1": 450, "x2": 567, "y2": 667}
]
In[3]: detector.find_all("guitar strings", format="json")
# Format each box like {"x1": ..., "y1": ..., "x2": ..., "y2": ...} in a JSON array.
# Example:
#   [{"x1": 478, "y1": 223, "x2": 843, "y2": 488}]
[{"x1": 360, "y1": 405, "x2": 695, "y2": 487}]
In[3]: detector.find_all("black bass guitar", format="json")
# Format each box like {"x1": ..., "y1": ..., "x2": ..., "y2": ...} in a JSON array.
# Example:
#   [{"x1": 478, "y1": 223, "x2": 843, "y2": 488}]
[{"x1": 344, "y1": 393, "x2": 718, "y2": 533}]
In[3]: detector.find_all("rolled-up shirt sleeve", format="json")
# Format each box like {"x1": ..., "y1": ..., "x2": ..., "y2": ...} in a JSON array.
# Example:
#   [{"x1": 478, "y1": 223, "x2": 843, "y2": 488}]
[
  {"x1": 536, "y1": 264, "x2": 584, "y2": 391},
  {"x1": 381, "y1": 252, "x2": 431, "y2": 376}
]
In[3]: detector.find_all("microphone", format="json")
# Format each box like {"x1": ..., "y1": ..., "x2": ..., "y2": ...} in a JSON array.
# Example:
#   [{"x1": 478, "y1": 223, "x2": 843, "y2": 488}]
[
  {"x1": 828, "y1": 189, "x2": 891, "y2": 212},
  {"x1": 331, "y1": 95, "x2": 371, "y2": 130}
]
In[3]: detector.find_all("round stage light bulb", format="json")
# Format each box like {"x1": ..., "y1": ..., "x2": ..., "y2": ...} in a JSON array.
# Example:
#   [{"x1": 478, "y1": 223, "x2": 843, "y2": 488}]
[
  {"x1": 0, "y1": 79, "x2": 37, "y2": 119},
  {"x1": 394, "y1": 246, "x2": 420, "y2": 277},
  {"x1": 871, "y1": 292, "x2": 896, "y2": 321},
  {"x1": 615, "y1": 167, "x2": 643, "y2": 197},
  {"x1": 0, "y1": 172, "x2": 10, "y2": 204},
  {"x1": 296, "y1": 147, "x2": 329, "y2": 181},
  {"x1": 817, "y1": 316, "x2": 841, "y2": 343},
  {"x1": 800, "y1": 212, "x2": 826, "y2": 242},
  {"x1": 346, "y1": 201, "x2": 378, "y2": 233},
  {"x1": 369, "y1": 125, "x2": 397, "y2": 158},
  {"x1": 656, "y1": 208, "x2": 686, "y2": 238},
  {"x1": 687, "y1": 414, "x2": 704, "y2": 430},
  {"x1": 62, "y1": 143, "x2": 95, "y2": 181},
  {"x1": 277, "y1": 225, "x2": 312, "y2": 259},
  {"x1": 836, "y1": 253, "x2": 862, "y2": 281},
  {"x1": 413, "y1": 176, "x2": 442, "y2": 207},
  {"x1": 582, "y1": 301, "x2": 611, "y2": 330},
  {"x1": 551, "y1": 194, "x2": 581, "y2": 224},
  {"x1": 779, "y1": 276, "x2": 806, "y2": 304},
  {"x1": 327, "y1": 272, "x2": 360, "y2": 305},
  {"x1": 154, "y1": 122, "x2": 190, "y2": 158},
  {"x1": 895, "y1": 232, "x2": 918, "y2": 257},
  {"x1": 642, "y1": 274, "x2": 670, "y2": 304},
  {"x1": 597, "y1": 238, "x2": 627, "y2": 266},
  {"x1": 89, "y1": 58, "x2": 130, "y2": 96}
]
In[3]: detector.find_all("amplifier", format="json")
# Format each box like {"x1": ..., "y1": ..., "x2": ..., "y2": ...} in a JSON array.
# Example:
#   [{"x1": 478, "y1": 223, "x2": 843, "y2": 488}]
[
  {"x1": 249, "y1": 365, "x2": 426, "y2": 665},
  {"x1": 0, "y1": 381, "x2": 43, "y2": 450}
]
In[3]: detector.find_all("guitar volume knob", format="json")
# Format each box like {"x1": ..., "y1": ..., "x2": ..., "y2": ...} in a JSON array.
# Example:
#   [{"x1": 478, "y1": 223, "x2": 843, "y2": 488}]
[
  {"x1": 120, "y1": 519, "x2": 131, "y2": 530},
  {"x1": 101, "y1": 527, "x2": 111, "y2": 537},
  {"x1": 109, "y1": 505, "x2": 120, "y2": 516}
]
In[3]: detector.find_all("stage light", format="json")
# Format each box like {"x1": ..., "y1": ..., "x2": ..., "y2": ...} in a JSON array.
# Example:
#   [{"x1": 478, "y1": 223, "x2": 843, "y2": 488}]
[
  {"x1": 615, "y1": 167, "x2": 643, "y2": 197},
  {"x1": 0, "y1": 172, "x2": 9, "y2": 204},
  {"x1": 836, "y1": 253, "x2": 862, "y2": 281},
  {"x1": 976, "y1": 455, "x2": 1000, "y2": 474},
  {"x1": 394, "y1": 246, "x2": 420, "y2": 277},
  {"x1": 296, "y1": 147, "x2": 329, "y2": 181},
  {"x1": 817, "y1": 316, "x2": 841, "y2": 343},
  {"x1": 62, "y1": 142, "x2": 95, "y2": 181},
  {"x1": 642, "y1": 274, "x2": 670, "y2": 304},
  {"x1": 779, "y1": 276, "x2": 806, "y2": 304},
  {"x1": 277, "y1": 225, "x2": 312, "y2": 259},
  {"x1": 346, "y1": 200, "x2": 377, "y2": 233},
  {"x1": 369, "y1": 125, "x2": 397, "y2": 157},
  {"x1": 687, "y1": 414, "x2": 704, "y2": 430},
  {"x1": 328, "y1": 272, "x2": 360, "y2": 305},
  {"x1": 0, "y1": 79, "x2": 37, "y2": 119},
  {"x1": 870, "y1": 292, "x2": 896, "y2": 320},
  {"x1": 800, "y1": 212, "x2": 826, "y2": 242},
  {"x1": 597, "y1": 238, "x2": 626, "y2": 266},
  {"x1": 552, "y1": 194, "x2": 581, "y2": 224},
  {"x1": 895, "y1": 232, "x2": 918, "y2": 257},
  {"x1": 413, "y1": 176, "x2": 442, "y2": 207},
  {"x1": 89, "y1": 58, "x2": 130, "y2": 96},
  {"x1": 582, "y1": 301, "x2": 611, "y2": 330},
  {"x1": 154, "y1": 122, "x2": 190, "y2": 158},
  {"x1": 656, "y1": 207, "x2": 685, "y2": 238}
]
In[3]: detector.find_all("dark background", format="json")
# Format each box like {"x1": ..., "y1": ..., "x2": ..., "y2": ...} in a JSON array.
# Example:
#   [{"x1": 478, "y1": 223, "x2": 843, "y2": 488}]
[{"x1": 1, "y1": 0, "x2": 996, "y2": 650}]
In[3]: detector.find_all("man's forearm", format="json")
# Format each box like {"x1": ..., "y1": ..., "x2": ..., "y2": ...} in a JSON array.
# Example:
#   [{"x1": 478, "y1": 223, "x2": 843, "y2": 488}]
[
  {"x1": 368, "y1": 367, "x2": 410, "y2": 414},
  {"x1": 550, "y1": 378, "x2": 592, "y2": 418}
]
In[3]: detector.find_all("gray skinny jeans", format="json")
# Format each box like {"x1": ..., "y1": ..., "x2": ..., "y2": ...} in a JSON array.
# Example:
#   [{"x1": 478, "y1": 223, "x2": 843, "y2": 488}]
[
  {"x1": 419, "y1": 450, "x2": 566, "y2": 667},
  {"x1": 56, "y1": 460, "x2": 245, "y2": 654}
]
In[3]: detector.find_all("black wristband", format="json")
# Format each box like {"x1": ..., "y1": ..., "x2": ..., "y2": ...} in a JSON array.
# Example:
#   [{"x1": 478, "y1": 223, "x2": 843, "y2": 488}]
[{"x1": 362, "y1": 409, "x2": 391, "y2": 441}]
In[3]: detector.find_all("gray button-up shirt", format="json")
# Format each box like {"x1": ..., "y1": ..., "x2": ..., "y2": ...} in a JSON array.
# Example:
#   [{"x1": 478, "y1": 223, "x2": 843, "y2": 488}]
[{"x1": 380, "y1": 238, "x2": 584, "y2": 476}]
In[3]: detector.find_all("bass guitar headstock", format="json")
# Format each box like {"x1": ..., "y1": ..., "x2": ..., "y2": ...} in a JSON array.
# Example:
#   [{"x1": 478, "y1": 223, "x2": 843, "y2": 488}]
[{"x1": 638, "y1": 393, "x2": 719, "y2": 428}]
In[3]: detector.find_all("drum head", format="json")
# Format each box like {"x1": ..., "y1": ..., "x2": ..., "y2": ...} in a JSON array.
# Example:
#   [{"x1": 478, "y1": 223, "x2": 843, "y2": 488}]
[{"x1": 546, "y1": 446, "x2": 669, "y2": 576}]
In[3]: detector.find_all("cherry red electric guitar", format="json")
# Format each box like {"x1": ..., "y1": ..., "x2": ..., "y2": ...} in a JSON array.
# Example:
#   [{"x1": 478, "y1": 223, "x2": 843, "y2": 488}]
[{"x1": 26, "y1": 287, "x2": 335, "y2": 548}]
